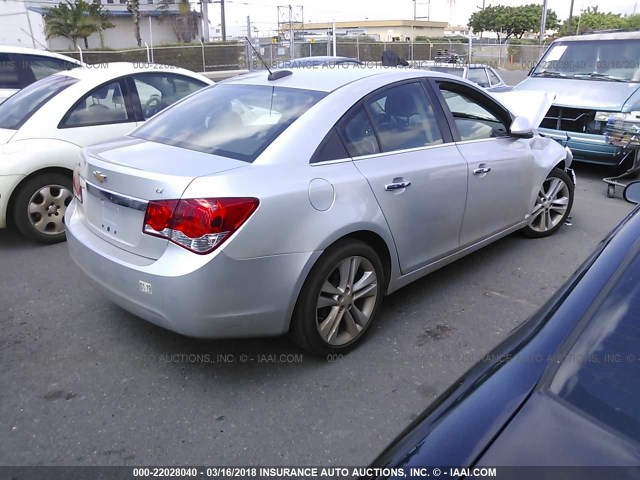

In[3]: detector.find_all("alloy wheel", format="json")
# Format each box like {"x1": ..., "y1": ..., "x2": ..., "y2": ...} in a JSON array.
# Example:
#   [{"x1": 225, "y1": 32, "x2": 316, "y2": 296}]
[
  {"x1": 27, "y1": 184, "x2": 73, "y2": 235},
  {"x1": 316, "y1": 255, "x2": 378, "y2": 346},
  {"x1": 528, "y1": 176, "x2": 570, "y2": 233}
]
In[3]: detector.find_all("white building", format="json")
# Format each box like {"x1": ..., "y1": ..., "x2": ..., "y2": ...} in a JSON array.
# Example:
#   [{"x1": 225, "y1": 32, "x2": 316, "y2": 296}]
[
  {"x1": 0, "y1": 0, "x2": 50, "y2": 48},
  {"x1": 0, "y1": 0, "x2": 202, "y2": 51}
]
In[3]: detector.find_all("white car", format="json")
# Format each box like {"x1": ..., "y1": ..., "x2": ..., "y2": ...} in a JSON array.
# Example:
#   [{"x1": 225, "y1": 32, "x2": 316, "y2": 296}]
[
  {"x1": 0, "y1": 45, "x2": 84, "y2": 104},
  {"x1": 0, "y1": 63, "x2": 213, "y2": 243}
]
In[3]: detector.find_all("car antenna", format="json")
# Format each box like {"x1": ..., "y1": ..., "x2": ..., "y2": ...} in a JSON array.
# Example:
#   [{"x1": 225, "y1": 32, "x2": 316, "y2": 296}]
[{"x1": 245, "y1": 36, "x2": 292, "y2": 81}]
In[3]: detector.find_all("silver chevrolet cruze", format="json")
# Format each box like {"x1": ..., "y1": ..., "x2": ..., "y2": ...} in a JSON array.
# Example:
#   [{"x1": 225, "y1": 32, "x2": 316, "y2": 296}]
[{"x1": 66, "y1": 67, "x2": 574, "y2": 355}]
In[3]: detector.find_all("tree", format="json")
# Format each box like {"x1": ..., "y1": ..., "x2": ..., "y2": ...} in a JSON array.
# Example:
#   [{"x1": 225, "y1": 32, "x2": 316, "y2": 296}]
[
  {"x1": 468, "y1": 3, "x2": 558, "y2": 40},
  {"x1": 127, "y1": 0, "x2": 142, "y2": 47},
  {"x1": 157, "y1": 0, "x2": 199, "y2": 43},
  {"x1": 555, "y1": 7, "x2": 638, "y2": 36},
  {"x1": 468, "y1": 5, "x2": 508, "y2": 40},
  {"x1": 44, "y1": 0, "x2": 114, "y2": 49}
]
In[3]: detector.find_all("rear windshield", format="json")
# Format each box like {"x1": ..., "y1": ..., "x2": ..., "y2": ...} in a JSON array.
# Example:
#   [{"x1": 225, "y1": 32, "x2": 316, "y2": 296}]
[
  {"x1": 428, "y1": 67, "x2": 465, "y2": 77},
  {"x1": 549, "y1": 249, "x2": 640, "y2": 443},
  {"x1": 0, "y1": 74, "x2": 78, "y2": 129},
  {"x1": 533, "y1": 39, "x2": 640, "y2": 82},
  {"x1": 132, "y1": 84, "x2": 326, "y2": 162}
]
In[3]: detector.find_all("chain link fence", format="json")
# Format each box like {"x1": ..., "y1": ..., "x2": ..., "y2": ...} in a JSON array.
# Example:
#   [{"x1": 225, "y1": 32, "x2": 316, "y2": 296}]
[{"x1": 57, "y1": 40, "x2": 548, "y2": 73}]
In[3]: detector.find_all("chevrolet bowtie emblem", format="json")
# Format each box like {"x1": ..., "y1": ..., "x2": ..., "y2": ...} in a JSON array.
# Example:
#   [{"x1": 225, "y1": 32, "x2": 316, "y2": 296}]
[{"x1": 93, "y1": 170, "x2": 107, "y2": 183}]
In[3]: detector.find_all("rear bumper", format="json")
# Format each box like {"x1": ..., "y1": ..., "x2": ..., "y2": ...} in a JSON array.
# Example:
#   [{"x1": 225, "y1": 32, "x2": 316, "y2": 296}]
[
  {"x1": 539, "y1": 128, "x2": 626, "y2": 166},
  {"x1": 66, "y1": 201, "x2": 319, "y2": 338}
]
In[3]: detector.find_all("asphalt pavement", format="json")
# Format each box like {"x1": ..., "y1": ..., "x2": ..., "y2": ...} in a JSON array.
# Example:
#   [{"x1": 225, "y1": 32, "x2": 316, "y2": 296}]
[{"x1": 0, "y1": 164, "x2": 635, "y2": 466}]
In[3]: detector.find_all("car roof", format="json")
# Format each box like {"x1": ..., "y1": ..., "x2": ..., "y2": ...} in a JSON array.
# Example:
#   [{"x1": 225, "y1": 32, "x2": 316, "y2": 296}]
[
  {"x1": 557, "y1": 31, "x2": 640, "y2": 42},
  {"x1": 221, "y1": 67, "x2": 441, "y2": 92},
  {"x1": 56, "y1": 62, "x2": 213, "y2": 85},
  {"x1": 0, "y1": 45, "x2": 84, "y2": 65}
]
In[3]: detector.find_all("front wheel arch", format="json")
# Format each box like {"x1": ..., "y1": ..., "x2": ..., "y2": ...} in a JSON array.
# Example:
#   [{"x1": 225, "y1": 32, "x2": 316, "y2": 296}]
[{"x1": 7, "y1": 167, "x2": 73, "y2": 231}]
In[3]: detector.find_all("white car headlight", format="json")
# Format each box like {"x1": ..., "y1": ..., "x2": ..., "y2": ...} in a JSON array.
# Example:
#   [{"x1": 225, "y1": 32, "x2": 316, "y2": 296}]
[{"x1": 596, "y1": 111, "x2": 640, "y2": 122}]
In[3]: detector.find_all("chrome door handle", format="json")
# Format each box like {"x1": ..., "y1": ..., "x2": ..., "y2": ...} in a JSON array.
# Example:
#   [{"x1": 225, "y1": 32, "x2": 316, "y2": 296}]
[
  {"x1": 473, "y1": 167, "x2": 492, "y2": 175},
  {"x1": 385, "y1": 181, "x2": 412, "y2": 191}
]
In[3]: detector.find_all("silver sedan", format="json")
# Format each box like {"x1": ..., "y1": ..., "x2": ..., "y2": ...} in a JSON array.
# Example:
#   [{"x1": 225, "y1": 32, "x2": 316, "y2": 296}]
[{"x1": 66, "y1": 68, "x2": 574, "y2": 355}]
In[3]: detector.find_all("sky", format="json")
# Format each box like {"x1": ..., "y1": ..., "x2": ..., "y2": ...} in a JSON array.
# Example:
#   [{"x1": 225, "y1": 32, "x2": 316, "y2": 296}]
[{"x1": 209, "y1": 0, "x2": 639, "y2": 37}]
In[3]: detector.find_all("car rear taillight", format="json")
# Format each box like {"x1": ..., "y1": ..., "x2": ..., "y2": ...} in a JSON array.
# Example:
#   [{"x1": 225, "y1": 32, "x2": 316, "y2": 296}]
[
  {"x1": 143, "y1": 197, "x2": 259, "y2": 254},
  {"x1": 72, "y1": 166, "x2": 83, "y2": 203}
]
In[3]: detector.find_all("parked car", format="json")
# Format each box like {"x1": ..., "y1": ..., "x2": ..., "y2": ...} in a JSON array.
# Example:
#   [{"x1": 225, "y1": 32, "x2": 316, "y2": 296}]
[
  {"x1": 276, "y1": 56, "x2": 363, "y2": 69},
  {"x1": 0, "y1": 63, "x2": 212, "y2": 244},
  {"x1": 371, "y1": 182, "x2": 640, "y2": 472},
  {"x1": 424, "y1": 62, "x2": 511, "y2": 91},
  {"x1": 66, "y1": 68, "x2": 574, "y2": 355},
  {"x1": 0, "y1": 46, "x2": 83, "y2": 104},
  {"x1": 514, "y1": 31, "x2": 640, "y2": 169}
]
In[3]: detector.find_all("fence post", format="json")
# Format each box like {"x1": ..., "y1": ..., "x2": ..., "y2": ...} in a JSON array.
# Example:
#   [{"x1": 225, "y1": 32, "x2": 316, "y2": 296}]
[{"x1": 201, "y1": 41, "x2": 205, "y2": 72}]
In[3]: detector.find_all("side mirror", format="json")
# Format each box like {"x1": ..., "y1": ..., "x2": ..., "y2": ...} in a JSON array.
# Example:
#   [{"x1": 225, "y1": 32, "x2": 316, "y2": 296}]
[
  {"x1": 510, "y1": 116, "x2": 533, "y2": 136},
  {"x1": 623, "y1": 181, "x2": 640, "y2": 204}
]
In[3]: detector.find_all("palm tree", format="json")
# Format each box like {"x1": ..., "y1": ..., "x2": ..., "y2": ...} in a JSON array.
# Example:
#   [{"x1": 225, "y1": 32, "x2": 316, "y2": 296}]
[
  {"x1": 157, "y1": 0, "x2": 199, "y2": 43},
  {"x1": 44, "y1": 0, "x2": 114, "y2": 49},
  {"x1": 127, "y1": 0, "x2": 142, "y2": 47}
]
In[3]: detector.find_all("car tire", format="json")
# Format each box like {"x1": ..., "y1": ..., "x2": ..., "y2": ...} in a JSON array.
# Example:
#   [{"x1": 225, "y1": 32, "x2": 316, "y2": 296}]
[
  {"x1": 521, "y1": 167, "x2": 574, "y2": 239},
  {"x1": 289, "y1": 239, "x2": 384, "y2": 356},
  {"x1": 12, "y1": 172, "x2": 73, "y2": 244}
]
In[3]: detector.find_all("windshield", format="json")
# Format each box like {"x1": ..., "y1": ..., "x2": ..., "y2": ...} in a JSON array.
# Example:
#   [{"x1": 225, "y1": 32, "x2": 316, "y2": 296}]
[
  {"x1": 533, "y1": 39, "x2": 640, "y2": 82},
  {"x1": 0, "y1": 74, "x2": 78, "y2": 130},
  {"x1": 132, "y1": 84, "x2": 326, "y2": 162},
  {"x1": 549, "y1": 249, "x2": 640, "y2": 443},
  {"x1": 428, "y1": 67, "x2": 465, "y2": 78}
]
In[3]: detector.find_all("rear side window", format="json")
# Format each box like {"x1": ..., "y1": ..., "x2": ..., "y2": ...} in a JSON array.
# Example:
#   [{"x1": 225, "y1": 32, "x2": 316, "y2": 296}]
[
  {"x1": 61, "y1": 80, "x2": 131, "y2": 127},
  {"x1": 0, "y1": 74, "x2": 78, "y2": 129},
  {"x1": 549, "y1": 251, "x2": 640, "y2": 443},
  {"x1": 0, "y1": 53, "x2": 20, "y2": 89},
  {"x1": 467, "y1": 68, "x2": 490, "y2": 88},
  {"x1": 311, "y1": 128, "x2": 349, "y2": 163},
  {"x1": 487, "y1": 68, "x2": 502, "y2": 86},
  {"x1": 132, "y1": 84, "x2": 325, "y2": 162},
  {"x1": 133, "y1": 73, "x2": 206, "y2": 120},
  {"x1": 338, "y1": 106, "x2": 379, "y2": 157},
  {"x1": 18, "y1": 54, "x2": 79, "y2": 81}
]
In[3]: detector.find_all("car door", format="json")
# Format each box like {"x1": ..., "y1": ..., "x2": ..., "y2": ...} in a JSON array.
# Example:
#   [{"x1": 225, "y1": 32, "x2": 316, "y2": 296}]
[
  {"x1": 339, "y1": 80, "x2": 468, "y2": 274},
  {"x1": 431, "y1": 80, "x2": 534, "y2": 246},
  {"x1": 56, "y1": 77, "x2": 137, "y2": 147},
  {"x1": 129, "y1": 72, "x2": 208, "y2": 121}
]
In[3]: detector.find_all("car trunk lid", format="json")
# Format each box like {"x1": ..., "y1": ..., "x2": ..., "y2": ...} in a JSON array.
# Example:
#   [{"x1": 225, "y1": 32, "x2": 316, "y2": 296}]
[{"x1": 78, "y1": 137, "x2": 248, "y2": 259}]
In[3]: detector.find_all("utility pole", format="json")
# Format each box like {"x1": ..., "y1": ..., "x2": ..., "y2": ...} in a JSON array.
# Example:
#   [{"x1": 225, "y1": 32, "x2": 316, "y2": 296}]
[
  {"x1": 289, "y1": 5, "x2": 294, "y2": 60},
  {"x1": 220, "y1": 0, "x2": 226, "y2": 41},
  {"x1": 332, "y1": 19, "x2": 336, "y2": 56},
  {"x1": 539, "y1": 0, "x2": 548, "y2": 45},
  {"x1": 277, "y1": 5, "x2": 303, "y2": 60},
  {"x1": 567, "y1": 0, "x2": 575, "y2": 31},
  {"x1": 246, "y1": 15, "x2": 252, "y2": 69},
  {"x1": 201, "y1": 0, "x2": 210, "y2": 42}
]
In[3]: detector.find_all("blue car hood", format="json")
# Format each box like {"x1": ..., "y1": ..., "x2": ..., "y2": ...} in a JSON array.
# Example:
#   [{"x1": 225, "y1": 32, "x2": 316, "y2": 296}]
[{"x1": 514, "y1": 77, "x2": 640, "y2": 111}]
